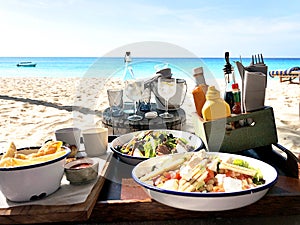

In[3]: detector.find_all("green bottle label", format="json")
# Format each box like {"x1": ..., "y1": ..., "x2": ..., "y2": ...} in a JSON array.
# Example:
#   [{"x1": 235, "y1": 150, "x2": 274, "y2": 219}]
[{"x1": 233, "y1": 91, "x2": 241, "y2": 103}]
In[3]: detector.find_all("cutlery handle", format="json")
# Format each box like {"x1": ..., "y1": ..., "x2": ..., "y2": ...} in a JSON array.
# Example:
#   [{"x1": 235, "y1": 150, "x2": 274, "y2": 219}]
[{"x1": 260, "y1": 54, "x2": 264, "y2": 64}]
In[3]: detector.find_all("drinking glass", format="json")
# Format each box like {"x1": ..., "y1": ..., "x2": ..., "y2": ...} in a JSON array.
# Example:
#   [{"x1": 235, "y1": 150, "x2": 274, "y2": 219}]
[
  {"x1": 157, "y1": 77, "x2": 176, "y2": 119},
  {"x1": 107, "y1": 89, "x2": 123, "y2": 117},
  {"x1": 124, "y1": 79, "x2": 144, "y2": 121},
  {"x1": 123, "y1": 101, "x2": 135, "y2": 114},
  {"x1": 139, "y1": 85, "x2": 151, "y2": 112}
]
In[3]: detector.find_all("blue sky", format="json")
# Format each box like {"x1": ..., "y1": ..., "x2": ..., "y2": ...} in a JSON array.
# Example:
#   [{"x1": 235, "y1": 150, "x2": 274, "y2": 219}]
[{"x1": 1, "y1": 0, "x2": 300, "y2": 57}]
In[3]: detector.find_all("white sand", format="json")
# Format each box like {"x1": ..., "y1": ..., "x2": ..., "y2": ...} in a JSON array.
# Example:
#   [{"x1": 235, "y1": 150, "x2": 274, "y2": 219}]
[
  {"x1": 0, "y1": 77, "x2": 299, "y2": 158},
  {"x1": 265, "y1": 79, "x2": 300, "y2": 154}
]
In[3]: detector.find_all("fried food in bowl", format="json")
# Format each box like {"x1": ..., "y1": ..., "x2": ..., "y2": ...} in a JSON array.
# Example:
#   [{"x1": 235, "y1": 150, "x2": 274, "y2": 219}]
[{"x1": 0, "y1": 141, "x2": 70, "y2": 202}]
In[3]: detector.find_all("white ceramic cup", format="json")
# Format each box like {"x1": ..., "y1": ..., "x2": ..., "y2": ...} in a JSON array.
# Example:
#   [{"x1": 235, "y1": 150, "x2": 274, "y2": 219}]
[
  {"x1": 82, "y1": 128, "x2": 108, "y2": 157},
  {"x1": 55, "y1": 127, "x2": 81, "y2": 149}
]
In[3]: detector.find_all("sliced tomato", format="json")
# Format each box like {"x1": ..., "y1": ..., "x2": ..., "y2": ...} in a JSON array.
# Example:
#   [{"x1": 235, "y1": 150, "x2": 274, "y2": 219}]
[
  {"x1": 236, "y1": 174, "x2": 246, "y2": 180},
  {"x1": 175, "y1": 171, "x2": 181, "y2": 180},
  {"x1": 204, "y1": 169, "x2": 215, "y2": 183},
  {"x1": 225, "y1": 170, "x2": 235, "y2": 177},
  {"x1": 164, "y1": 172, "x2": 172, "y2": 180}
]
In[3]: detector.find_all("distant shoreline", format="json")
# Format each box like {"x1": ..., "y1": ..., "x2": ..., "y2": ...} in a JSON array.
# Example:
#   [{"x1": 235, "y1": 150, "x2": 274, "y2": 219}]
[
  {"x1": 1, "y1": 56, "x2": 300, "y2": 59},
  {"x1": 1, "y1": 57, "x2": 300, "y2": 80}
]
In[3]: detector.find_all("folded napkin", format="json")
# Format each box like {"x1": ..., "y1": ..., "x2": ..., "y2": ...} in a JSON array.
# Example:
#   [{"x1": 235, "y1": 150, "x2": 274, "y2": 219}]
[
  {"x1": 245, "y1": 64, "x2": 268, "y2": 86},
  {"x1": 243, "y1": 71, "x2": 266, "y2": 112}
]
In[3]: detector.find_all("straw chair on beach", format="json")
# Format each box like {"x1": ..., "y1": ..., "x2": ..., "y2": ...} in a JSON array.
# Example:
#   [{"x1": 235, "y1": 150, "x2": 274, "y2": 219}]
[{"x1": 269, "y1": 67, "x2": 300, "y2": 84}]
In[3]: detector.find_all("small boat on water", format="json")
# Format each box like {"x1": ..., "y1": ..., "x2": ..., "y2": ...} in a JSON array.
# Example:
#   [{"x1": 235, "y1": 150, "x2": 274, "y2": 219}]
[{"x1": 16, "y1": 62, "x2": 37, "y2": 67}]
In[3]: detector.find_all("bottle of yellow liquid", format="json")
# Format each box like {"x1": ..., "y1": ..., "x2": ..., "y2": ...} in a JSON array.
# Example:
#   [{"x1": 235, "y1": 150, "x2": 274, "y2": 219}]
[{"x1": 202, "y1": 86, "x2": 231, "y2": 121}]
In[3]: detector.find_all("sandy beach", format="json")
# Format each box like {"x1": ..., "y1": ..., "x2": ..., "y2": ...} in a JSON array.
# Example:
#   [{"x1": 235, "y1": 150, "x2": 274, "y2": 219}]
[{"x1": 0, "y1": 77, "x2": 299, "y2": 157}]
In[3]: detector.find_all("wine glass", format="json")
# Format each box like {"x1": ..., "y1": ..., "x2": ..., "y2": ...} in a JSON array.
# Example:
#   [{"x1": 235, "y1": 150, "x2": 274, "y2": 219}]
[
  {"x1": 157, "y1": 77, "x2": 176, "y2": 119},
  {"x1": 124, "y1": 79, "x2": 144, "y2": 121}
]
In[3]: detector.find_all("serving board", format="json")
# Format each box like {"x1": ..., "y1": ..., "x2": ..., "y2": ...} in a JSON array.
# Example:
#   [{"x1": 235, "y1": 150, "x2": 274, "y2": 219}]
[{"x1": 0, "y1": 152, "x2": 113, "y2": 224}]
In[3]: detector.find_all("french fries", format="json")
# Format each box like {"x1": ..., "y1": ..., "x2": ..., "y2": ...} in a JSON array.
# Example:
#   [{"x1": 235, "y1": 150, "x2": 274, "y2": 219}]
[
  {"x1": 1, "y1": 142, "x2": 17, "y2": 159},
  {"x1": 0, "y1": 141, "x2": 67, "y2": 168}
]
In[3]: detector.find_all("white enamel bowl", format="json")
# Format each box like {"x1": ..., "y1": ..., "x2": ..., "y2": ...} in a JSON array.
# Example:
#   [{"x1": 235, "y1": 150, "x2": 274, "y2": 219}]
[
  {"x1": 110, "y1": 129, "x2": 205, "y2": 165},
  {"x1": 132, "y1": 152, "x2": 278, "y2": 211},
  {"x1": 0, "y1": 147, "x2": 71, "y2": 202}
]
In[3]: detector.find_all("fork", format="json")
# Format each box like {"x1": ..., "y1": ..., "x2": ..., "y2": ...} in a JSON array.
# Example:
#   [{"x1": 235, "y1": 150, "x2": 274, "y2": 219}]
[{"x1": 251, "y1": 54, "x2": 265, "y2": 65}]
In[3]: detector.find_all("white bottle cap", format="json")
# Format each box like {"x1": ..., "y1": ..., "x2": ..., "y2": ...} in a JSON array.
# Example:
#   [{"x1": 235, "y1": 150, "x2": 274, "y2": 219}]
[
  {"x1": 193, "y1": 67, "x2": 206, "y2": 85},
  {"x1": 193, "y1": 67, "x2": 203, "y2": 75}
]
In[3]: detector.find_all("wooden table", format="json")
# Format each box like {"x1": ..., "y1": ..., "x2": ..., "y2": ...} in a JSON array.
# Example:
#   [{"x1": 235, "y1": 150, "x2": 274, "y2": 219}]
[
  {"x1": 102, "y1": 104, "x2": 186, "y2": 135},
  {"x1": 89, "y1": 145, "x2": 300, "y2": 224},
  {"x1": 1, "y1": 142, "x2": 299, "y2": 225},
  {"x1": 92, "y1": 177, "x2": 300, "y2": 224}
]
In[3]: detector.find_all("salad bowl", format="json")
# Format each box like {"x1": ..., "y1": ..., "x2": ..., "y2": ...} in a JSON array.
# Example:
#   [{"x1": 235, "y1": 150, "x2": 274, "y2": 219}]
[
  {"x1": 132, "y1": 151, "x2": 278, "y2": 211},
  {"x1": 110, "y1": 129, "x2": 204, "y2": 165}
]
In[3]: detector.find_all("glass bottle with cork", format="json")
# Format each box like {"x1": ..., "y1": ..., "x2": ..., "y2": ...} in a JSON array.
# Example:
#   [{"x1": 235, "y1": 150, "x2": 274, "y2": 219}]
[
  {"x1": 192, "y1": 67, "x2": 208, "y2": 117},
  {"x1": 122, "y1": 60, "x2": 136, "y2": 115},
  {"x1": 223, "y1": 52, "x2": 235, "y2": 112}
]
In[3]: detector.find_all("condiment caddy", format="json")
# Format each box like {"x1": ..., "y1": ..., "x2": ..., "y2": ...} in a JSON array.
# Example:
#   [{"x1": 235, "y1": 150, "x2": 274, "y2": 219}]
[
  {"x1": 192, "y1": 52, "x2": 277, "y2": 152},
  {"x1": 193, "y1": 106, "x2": 278, "y2": 152}
]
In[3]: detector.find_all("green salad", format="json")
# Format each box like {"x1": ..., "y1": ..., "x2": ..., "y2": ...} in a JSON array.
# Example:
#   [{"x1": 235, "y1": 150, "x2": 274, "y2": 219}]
[{"x1": 116, "y1": 130, "x2": 194, "y2": 158}]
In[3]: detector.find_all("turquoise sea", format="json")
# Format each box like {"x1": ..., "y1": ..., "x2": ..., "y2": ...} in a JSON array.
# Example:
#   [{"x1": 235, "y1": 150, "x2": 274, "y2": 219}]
[{"x1": 0, "y1": 57, "x2": 299, "y2": 83}]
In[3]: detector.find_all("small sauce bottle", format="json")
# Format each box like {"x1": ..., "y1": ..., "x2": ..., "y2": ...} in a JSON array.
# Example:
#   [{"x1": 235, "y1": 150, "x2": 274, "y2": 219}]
[
  {"x1": 231, "y1": 83, "x2": 241, "y2": 114},
  {"x1": 202, "y1": 86, "x2": 231, "y2": 121},
  {"x1": 192, "y1": 67, "x2": 208, "y2": 117}
]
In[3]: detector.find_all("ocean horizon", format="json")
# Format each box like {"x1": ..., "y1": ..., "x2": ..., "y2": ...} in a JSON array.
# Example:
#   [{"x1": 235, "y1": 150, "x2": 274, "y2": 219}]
[{"x1": 0, "y1": 57, "x2": 299, "y2": 84}]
